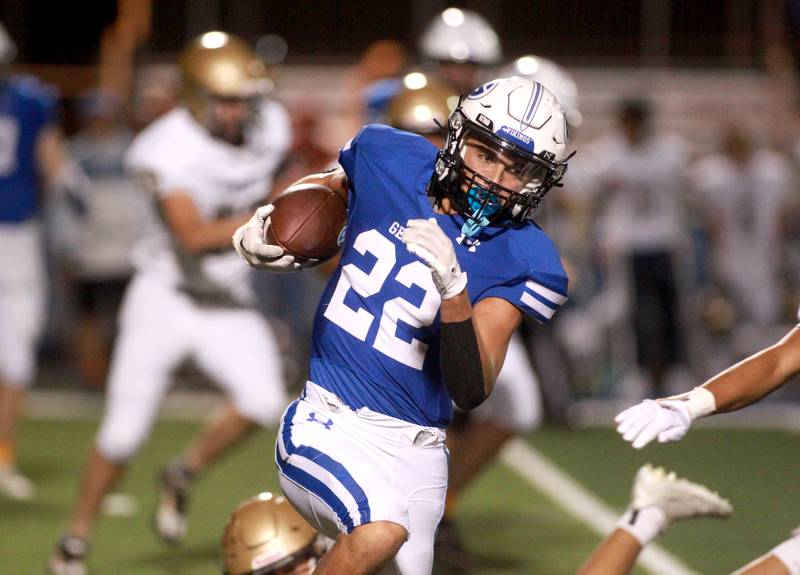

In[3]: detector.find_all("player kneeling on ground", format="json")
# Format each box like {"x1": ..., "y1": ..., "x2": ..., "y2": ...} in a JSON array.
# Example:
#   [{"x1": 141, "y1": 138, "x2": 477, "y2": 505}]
[
  {"x1": 235, "y1": 77, "x2": 571, "y2": 575},
  {"x1": 223, "y1": 492, "x2": 326, "y2": 575}
]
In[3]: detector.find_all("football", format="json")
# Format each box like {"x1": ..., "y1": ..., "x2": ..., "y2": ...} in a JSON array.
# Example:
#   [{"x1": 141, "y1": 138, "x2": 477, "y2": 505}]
[{"x1": 265, "y1": 183, "x2": 347, "y2": 263}]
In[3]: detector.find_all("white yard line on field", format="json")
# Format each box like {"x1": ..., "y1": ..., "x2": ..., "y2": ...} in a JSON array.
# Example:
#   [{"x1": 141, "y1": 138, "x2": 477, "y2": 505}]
[{"x1": 500, "y1": 438, "x2": 698, "y2": 575}]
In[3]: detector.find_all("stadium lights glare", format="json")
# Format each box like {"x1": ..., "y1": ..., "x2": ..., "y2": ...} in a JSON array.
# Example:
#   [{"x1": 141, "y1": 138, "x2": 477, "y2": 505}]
[
  {"x1": 403, "y1": 72, "x2": 428, "y2": 90},
  {"x1": 200, "y1": 31, "x2": 228, "y2": 49},
  {"x1": 442, "y1": 7, "x2": 465, "y2": 27},
  {"x1": 412, "y1": 105, "x2": 434, "y2": 122},
  {"x1": 515, "y1": 56, "x2": 540, "y2": 76}
]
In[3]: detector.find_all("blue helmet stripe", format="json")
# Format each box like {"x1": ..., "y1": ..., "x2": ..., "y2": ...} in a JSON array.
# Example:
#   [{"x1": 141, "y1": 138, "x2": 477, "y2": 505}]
[{"x1": 523, "y1": 82, "x2": 542, "y2": 126}]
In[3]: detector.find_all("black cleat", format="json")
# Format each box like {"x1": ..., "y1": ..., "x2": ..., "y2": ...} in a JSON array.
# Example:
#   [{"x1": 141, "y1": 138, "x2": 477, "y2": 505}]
[
  {"x1": 154, "y1": 460, "x2": 193, "y2": 544},
  {"x1": 48, "y1": 535, "x2": 89, "y2": 575}
]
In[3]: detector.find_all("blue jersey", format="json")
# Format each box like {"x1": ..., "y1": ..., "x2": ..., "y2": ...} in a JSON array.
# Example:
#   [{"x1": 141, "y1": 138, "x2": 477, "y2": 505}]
[
  {"x1": 310, "y1": 125, "x2": 568, "y2": 428},
  {"x1": 0, "y1": 76, "x2": 58, "y2": 223}
]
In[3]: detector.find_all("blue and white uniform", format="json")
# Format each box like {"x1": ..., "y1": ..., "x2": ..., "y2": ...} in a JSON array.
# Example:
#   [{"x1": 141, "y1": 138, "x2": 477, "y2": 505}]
[
  {"x1": 277, "y1": 125, "x2": 567, "y2": 574},
  {"x1": 0, "y1": 76, "x2": 57, "y2": 387},
  {"x1": 367, "y1": 74, "x2": 547, "y2": 433}
]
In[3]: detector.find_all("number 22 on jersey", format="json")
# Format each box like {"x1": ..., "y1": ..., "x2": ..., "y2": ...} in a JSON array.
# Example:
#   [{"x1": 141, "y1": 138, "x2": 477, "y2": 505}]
[{"x1": 324, "y1": 228, "x2": 440, "y2": 370}]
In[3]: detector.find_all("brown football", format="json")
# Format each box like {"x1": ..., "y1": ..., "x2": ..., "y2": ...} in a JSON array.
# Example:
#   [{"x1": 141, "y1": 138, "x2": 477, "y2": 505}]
[{"x1": 265, "y1": 183, "x2": 347, "y2": 263}]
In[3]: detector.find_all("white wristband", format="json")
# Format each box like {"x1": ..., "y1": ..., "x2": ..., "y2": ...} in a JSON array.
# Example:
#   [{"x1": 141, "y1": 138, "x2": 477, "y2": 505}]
[{"x1": 662, "y1": 387, "x2": 717, "y2": 421}]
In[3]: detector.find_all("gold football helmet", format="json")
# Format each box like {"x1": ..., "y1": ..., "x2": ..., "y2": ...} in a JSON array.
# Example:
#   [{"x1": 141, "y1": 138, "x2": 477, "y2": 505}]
[
  {"x1": 387, "y1": 72, "x2": 458, "y2": 137},
  {"x1": 180, "y1": 31, "x2": 272, "y2": 143},
  {"x1": 222, "y1": 492, "x2": 322, "y2": 575}
]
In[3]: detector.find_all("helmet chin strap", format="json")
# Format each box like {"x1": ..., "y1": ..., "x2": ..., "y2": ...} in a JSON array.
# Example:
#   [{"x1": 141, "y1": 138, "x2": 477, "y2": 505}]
[
  {"x1": 461, "y1": 215, "x2": 489, "y2": 238},
  {"x1": 461, "y1": 186, "x2": 498, "y2": 238}
]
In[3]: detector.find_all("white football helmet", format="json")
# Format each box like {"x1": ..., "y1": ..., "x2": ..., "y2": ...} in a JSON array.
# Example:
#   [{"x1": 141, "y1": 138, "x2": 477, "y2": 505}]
[
  {"x1": 419, "y1": 8, "x2": 501, "y2": 65},
  {"x1": 431, "y1": 77, "x2": 571, "y2": 237},
  {"x1": 501, "y1": 55, "x2": 582, "y2": 127}
]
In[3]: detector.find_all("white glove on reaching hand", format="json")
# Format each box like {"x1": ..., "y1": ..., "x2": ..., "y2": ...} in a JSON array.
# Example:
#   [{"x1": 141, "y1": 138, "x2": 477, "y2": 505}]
[
  {"x1": 614, "y1": 399, "x2": 692, "y2": 449},
  {"x1": 402, "y1": 218, "x2": 467, "y2": 299},
  {"x1": 614, "y1": 387, "x2": 716, "y2": 449},
  {"x1": 232, "y1": 204, "x2": 315, "y2": 272}
]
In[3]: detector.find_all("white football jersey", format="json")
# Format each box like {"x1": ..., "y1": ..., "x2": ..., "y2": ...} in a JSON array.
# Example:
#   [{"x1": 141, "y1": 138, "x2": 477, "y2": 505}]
[
  {"x1": 125, "y1": 100, "x2": 291, "y2": 305},
  {"x1": 578, "y1": 131, "x2": 690, "y2": 254},
  {"x1": 691, "y1": 149, "x2": 793, "y2": 324}
]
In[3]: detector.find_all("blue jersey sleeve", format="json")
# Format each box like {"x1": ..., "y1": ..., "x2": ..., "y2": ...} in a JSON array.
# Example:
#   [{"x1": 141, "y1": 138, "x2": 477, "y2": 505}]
[{"x1": 476, "y1": 225, "x2": 568, "y2": 323}]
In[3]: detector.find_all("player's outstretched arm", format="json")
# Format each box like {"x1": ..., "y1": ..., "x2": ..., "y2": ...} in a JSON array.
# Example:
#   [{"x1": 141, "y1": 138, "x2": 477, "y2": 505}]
[
  {"x1": 233, "y1": 169, "x2": 348, "y2": 271},
  {"x1": 616, "y1": 325, "x2": 800, "y2": 449},
  {"x1": 578, "y1": 464, "x2": 732, "y2": 575},
  {"x1": 402, "y1": 218, "x2": 521, "y2": 409}
]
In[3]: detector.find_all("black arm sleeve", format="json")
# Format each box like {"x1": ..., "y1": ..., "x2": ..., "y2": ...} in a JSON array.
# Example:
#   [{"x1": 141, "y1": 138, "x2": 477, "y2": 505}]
[{"x1": 440, "y1": 318, "x2": 487, "y2": 410}]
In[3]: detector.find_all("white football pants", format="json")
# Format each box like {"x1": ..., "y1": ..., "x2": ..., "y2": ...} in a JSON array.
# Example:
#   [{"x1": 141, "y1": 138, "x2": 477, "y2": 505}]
[
  {"x1": 96, "y1": 273, "x2": 287, "y2": 462},
  {"x1": 0, "y1": 222, "x2": 45, "y2": 387},
  {"x1": 277, "y1": 381, "x2": 448, "y2": 575}
]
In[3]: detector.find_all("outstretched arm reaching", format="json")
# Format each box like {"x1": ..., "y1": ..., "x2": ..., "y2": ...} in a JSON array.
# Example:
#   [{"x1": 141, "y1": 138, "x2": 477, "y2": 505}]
[{"x1": 616, "y1": 325, "x2": 800, "y2": 449}]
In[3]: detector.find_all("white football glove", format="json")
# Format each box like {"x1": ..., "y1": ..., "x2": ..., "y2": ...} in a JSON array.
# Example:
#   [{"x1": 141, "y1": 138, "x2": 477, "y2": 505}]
[
  {"x1": 232, "y1": 205, "x2": 315, "y2": 272},
  {"x1": 615, "y1": 399, "x2": 692, "y2": 449},
  {"x1": 402, "y1": 218, "x2": 467, "y2": 300},
  {"x1": 615, "y1": 387, "x2": 716, "y2": 449}
]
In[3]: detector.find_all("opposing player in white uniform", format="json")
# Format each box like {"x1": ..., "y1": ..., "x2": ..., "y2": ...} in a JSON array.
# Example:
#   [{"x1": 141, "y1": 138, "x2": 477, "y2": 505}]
[
  {"x1": 616, "y1": 309, "x2": 800, "y2": 573},
  {"x1": 574, "y1": 99, "x2": 691, "y2": 397},
  {"x1": 236, "y1": 77, "x2": 572, "y2": 574},
  {"x1": 0, "y1": 22, "x2": 87, "y2": 501},
  {"x1": 48, "y1": 32, "x2": 290, "y2": 575},
  {"x1": 691, "y1": 125, "x2": 793, "y2": 328}
]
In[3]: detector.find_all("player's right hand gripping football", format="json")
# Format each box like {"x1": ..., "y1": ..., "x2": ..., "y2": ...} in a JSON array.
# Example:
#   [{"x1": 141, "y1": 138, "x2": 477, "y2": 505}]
[
  {"x1": 233, "y1": 205, "x2": 301, "y2": 272},
  {"x1": 402, "y1": 218, "x2": 467, "y2": 300},
  {"x1": 615, "y1": 387, "x2": 716, "y2": 449}
]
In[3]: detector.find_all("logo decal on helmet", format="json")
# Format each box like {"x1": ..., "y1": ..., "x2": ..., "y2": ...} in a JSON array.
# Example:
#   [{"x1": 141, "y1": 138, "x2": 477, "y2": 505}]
[
  {"x1": 467, "y1": 81, "x2": 499, "y2": 100},
  {"x1": 497, "y1": 126, "x2": 535, "y2": 153}
]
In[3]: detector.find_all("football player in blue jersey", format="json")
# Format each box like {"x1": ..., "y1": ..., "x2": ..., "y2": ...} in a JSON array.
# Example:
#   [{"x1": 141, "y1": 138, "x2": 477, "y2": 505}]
[
  {"x1": 385, "y1": 71, "x2": 553, "y2": 570},
  {"x1": 0, "y1": 22, "x2": 86, "y2": 501},
  {"x1": 234, "y1": 76, "x2": 572, "y2": 574}
]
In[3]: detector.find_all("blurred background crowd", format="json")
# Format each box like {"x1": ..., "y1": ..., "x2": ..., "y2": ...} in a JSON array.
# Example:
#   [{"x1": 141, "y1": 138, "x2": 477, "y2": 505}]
[{"x1": 4, "y1": 0, "x2": 800, "y2": 421}]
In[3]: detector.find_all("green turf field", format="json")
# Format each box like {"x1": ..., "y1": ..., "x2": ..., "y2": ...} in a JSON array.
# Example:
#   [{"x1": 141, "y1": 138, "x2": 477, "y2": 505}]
[
  {"x1": 532, "y1": 426, "x2": 800, "y2": 574},
  {"x1": 2, "y1": 419, "x2": 797, "y2": 574}
]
